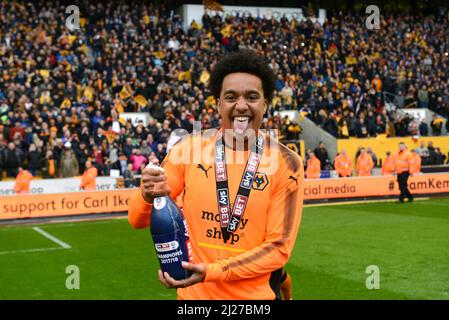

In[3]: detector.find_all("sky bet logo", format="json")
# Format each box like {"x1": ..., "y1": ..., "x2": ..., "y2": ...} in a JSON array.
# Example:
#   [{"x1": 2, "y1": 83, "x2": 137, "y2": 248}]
[
  {"x1": 240, "y1": 171, "x2": 255, "y2": 189},
  {"x1": 256, "y1": 135, "x2": 264, "y2": 149},
  {"x1": 215, "y1": 145, "x2": 227, "y2": 182},
  {"x1": 227, "y1": 195, "x2": 247, "y2": 233},
  {"x1": 217, "y1": 188, "x2": 230, "y2": 226},
  {"x1": 240, "y1": 153, "x2": 261, "y2": 189}
]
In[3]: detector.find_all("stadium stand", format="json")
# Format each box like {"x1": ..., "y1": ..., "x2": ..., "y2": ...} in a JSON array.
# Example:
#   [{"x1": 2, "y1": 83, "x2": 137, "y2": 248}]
[{"x1": 0, "y1": 1, "x2": 448, "y2": 181}]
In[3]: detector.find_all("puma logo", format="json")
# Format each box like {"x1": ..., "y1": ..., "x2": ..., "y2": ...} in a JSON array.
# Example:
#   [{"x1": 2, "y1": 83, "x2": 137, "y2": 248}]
[
  {"x1": 197, "y1": 164, "x2": 212, "y2": 178},
  {"x1": 289, "y1": 175, "x2": 298, "y2": 185}
]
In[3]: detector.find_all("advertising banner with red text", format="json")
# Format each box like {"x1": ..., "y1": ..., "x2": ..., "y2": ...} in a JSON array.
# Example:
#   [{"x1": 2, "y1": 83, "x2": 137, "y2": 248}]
[
  {"x1": 0, "y1": 189, "x2": 136, "y2": 220},
  {"x1": 1, "y1": 173, "x2": 448, "y2": 220},
  {"x1": 303, "y1": 173, "x2": 449, "y2": 200}
]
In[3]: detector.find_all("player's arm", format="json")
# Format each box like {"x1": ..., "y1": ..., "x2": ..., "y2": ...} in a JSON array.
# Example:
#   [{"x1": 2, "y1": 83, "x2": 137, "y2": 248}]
[
  {"x1": 203, "y1": 154, "x2": 304, "y2": 283},
  {"x1": 128, "y1": 144, "x2": 185, "y2": 229}
]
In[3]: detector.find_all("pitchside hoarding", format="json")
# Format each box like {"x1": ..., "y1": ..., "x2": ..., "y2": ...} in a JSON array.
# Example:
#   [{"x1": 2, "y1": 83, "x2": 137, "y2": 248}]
[
  {"x1": 1, "y1": 174, "x2": 448, "y2": 220},
  {"x1": 303, "y1": 173, "x2": 449, "y2": 200},
  {"x1": 0, "y1": 189, "x2": 131, "y2": 220},
  {"x1": 0, "y1": 177, "x2": 118, "y2": 196}
]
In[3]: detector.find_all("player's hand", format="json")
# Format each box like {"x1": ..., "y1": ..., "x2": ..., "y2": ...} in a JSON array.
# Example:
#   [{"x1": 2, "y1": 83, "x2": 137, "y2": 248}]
[
  {"x1": 141, "y1": 159, "x2": 171, "y2": 203},
  {"x1": 158, "y1": 262, "x2": 207, "y2": 289}
]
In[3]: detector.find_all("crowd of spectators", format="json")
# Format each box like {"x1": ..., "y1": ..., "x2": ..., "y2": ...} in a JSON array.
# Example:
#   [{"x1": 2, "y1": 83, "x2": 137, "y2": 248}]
[
  {"x1": 297, "y1": 12, "x2": 449, "y2": 139},
  {"x1": 414, "y1": 141, "x2": 447, "y2": 166},
  {"x1": 0, "y1": 1, "x2": 448, "y2": 181}
]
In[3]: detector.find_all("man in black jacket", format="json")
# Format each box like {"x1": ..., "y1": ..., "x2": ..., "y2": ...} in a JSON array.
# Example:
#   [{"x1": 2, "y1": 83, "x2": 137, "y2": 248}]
[
  {"x1": 1, "y1": 142, "x2": 22, "y2": 177},
  {"x1": 314, "y1": 141, "x2": 330, "y2": 170}
]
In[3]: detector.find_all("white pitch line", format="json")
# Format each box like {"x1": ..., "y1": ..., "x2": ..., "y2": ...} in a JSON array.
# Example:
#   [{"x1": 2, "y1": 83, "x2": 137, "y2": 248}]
[
  {"x1": 0, "y1": 219, "x2": 124, "y2": 232},
  {"x1": 0, "y1": 247, "x2": 66, "y2": 255},
  {"x1": 33, "y1": 227, "x2": 71, "y2": 249}
]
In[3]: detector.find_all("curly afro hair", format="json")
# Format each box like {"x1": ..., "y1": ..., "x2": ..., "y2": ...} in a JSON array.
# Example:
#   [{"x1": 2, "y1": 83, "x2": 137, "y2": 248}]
[{"x1": 209, "y1": 49, "x2": 276, "y2": 103}]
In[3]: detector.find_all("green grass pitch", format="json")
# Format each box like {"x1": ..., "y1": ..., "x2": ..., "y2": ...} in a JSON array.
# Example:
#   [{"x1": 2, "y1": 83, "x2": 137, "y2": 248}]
[{"x1": 0, "y1": 197, "x2": 448, "y2": 300}]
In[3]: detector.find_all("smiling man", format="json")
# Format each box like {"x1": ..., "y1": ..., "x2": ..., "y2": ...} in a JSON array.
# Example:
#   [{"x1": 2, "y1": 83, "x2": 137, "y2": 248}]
[{"x1": 128, "y1": 50, "x2": 304, "y2": 300}]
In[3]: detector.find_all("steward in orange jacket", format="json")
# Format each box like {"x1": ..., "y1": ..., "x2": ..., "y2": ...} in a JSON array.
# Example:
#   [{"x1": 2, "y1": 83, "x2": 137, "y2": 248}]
[
  {"x1": 393, "y1": 142, "x2": 414, "y2": 203},
  {"x1": 356, "y1": 148, "x2": 374, "y2": 176},
  {"x1": 80, "y1": 160, "x2": 98, "y2": 191},
  {"x1": 334, "y1": 149, "x2": 352, "y2": 177},
  {"x1": 381, "y1": 151, "x2": 395, "y2": 175},
  {"x1": 306, "y1": 150, "x2": 321, "y2": 179},
  {"x1": 14, "y1": 167, "x2": 33, "y2": 194},
  {"x1": 393, "y1": 146, "x2": 413, "y2": 174}
]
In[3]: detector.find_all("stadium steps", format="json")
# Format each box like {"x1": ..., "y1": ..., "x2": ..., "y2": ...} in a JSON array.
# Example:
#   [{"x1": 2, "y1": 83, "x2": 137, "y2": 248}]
[
  {"x1": 384, "y1": 92, "x2": 447, "y2": 135},
  {"x1": 398, "y1": 108, "x2": 448, "y2": 136},
  {"x1": 276, "y1": 110, "x2": 337, "y2": 161}
]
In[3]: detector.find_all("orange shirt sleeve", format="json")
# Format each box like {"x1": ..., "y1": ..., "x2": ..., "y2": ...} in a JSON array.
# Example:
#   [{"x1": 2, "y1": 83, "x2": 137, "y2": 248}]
[
  {"x1": 80, "y1": 172, "x2": 89, "y2": 188},
  {"x1": 14, "y1": 171, "x2": 33, "y2": 193},
  {"x1": 128, "y1": 187, "x2": 154, "y2": 229},
  {"x1": 334, "y1": 156, "x2": 341, "y2": 171},
  {"x1": 313, "y1": 158, "x2": 321, "y2": 172},
  {"x1": 305, "y1": 161, "x2": 311, "y2": 178},
  {"x1": 204, "y1": 151, "x2": 304, "y2": 282},
  {"x1": 407, "y1": 151, "x2": 414, "y2": 167},
  {"x1": 128, "y1": 140, "x2": 187, "y2": 229},
  {"x1": 80, "y1": 169, "x2": 96, "y2": 188},
  {"x1": 14, "y1": 173, "x2": 23, "y2": 193}
]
